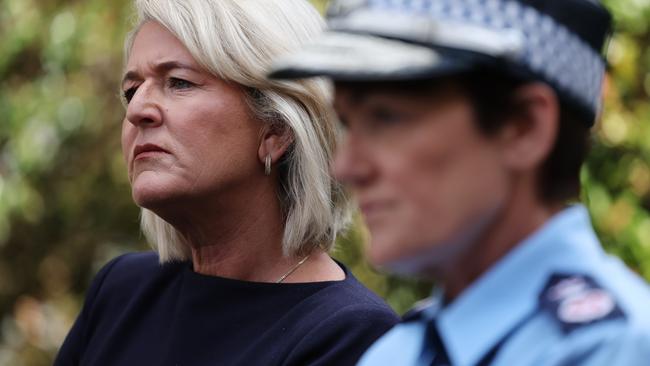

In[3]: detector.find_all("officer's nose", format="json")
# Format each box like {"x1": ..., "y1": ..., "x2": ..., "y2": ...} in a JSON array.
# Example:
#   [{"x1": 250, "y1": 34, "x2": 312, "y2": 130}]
[{"x1": 332, "y1": 132, "x2": 374, "y2": 189}]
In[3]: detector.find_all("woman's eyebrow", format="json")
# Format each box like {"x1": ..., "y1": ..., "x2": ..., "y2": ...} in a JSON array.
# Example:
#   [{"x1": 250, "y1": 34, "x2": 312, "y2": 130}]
[
  {"x1": 121, "y1": 70, "x2": 142, "y2": 88},
  {"x1": 151, "y1": 60, "x2": 200, "y2": 74},
  {"x1": 121, "y1": 60, "x2": 200, "y2": 88}
]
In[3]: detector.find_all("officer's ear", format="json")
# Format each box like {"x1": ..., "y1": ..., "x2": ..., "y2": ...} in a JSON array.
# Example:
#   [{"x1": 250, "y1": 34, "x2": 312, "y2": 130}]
[{"x1": 496, "y1": 82, "x2": 559, "y2": 173}]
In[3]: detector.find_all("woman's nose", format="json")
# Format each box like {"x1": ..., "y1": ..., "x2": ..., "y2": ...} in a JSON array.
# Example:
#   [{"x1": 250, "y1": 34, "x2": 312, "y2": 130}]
[{"x1": 125, "y1": 83, "x2": 163, "y2": 128}]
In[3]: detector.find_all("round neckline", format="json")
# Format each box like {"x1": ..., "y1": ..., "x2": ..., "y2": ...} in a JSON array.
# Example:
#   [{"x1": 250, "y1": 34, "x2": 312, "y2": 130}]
[{"x1": 179, "y1": 259, "x2": 350, "y2": 288}]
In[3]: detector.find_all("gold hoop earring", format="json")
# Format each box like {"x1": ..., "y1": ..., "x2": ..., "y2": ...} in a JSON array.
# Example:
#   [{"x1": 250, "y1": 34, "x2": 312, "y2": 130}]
[{"x1": 265, "y1": 154, "x2": 272, "y2": 175}]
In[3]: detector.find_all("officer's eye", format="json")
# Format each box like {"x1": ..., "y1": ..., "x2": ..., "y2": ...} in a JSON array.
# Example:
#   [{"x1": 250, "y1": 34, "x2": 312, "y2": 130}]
[{"x1": 369, "y1": 107, "x2": 409, "y2": 126}]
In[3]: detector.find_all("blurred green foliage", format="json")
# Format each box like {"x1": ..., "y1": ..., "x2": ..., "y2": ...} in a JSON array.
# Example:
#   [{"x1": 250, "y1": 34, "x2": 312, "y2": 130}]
[{"x1": 0, "y1": 0, "x2": 648, "y2": 364}]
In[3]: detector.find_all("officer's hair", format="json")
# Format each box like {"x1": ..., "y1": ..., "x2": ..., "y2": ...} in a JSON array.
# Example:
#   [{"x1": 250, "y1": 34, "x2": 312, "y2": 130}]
[
  {"x1": 123, "y1": 0, "x2": 351, "y2": 262},
  {"x1": 461, "y1": 71, "x2": 590, "y2": 204},
  {"x1": 337, "y1": 73, "x2": 590, "y2": 204}
]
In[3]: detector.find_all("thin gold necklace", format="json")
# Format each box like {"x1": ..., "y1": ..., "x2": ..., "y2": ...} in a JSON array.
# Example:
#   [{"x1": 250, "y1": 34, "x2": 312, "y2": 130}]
[{"x1": 276, "y1": 255, "x2": 310, "y2": 283}]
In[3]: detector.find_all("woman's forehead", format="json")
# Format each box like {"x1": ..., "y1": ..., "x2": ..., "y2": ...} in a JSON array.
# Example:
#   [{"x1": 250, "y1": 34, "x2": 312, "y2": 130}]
[{"x1": 127, "y1": 22, "x2": 193, "y2": 63}]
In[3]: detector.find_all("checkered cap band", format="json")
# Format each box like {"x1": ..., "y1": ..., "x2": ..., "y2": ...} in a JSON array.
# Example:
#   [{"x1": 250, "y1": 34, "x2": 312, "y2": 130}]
[{"x1": 330, "y1": 0, "x2": 606, "y2": 115}]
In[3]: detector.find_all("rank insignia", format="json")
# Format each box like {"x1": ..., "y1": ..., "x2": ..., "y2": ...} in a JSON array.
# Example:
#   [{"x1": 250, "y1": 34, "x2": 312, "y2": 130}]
[{"x1": 539, "y1": 273, "x2": 625, "y2": 334}]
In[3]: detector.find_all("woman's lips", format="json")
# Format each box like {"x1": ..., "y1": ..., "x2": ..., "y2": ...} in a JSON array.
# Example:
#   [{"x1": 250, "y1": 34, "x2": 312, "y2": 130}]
[{"x1": 133, "y1": 143, "x2": 170, "y2": 161}]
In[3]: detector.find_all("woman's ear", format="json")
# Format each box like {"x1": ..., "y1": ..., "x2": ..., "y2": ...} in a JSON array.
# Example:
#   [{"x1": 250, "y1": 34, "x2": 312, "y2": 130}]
[
  {"x1": 258, "y1": 123, "x2": 294, "y2": 166},
  {"x1": 497, "y1": 83, "x2": 560, "y2": 172}
]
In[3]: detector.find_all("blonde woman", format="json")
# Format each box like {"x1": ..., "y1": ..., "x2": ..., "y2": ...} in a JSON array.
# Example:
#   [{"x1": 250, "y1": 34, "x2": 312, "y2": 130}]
[{"x1": 54, "y1": 1, "x2": 398, "y2": 365}]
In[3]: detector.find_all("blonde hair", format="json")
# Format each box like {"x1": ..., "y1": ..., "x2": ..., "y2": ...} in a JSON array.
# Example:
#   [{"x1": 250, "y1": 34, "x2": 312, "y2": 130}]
[{"x1": 124, "y1": 0, "x2": 350, "y2": 262}]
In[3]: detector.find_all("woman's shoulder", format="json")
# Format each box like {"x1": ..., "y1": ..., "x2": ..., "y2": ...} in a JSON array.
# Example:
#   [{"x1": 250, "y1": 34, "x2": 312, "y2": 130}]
[
  {"x1": 280, "y1": 271, "x2": 399, "y2": 365},
  {"x1": 321, "y1": 265, "x2": 396, "y2": 313},
  {"x1": 296, "y1": 266, "x2": 399, "y2": 332},
  {"x1": 301, "y1": 276, "x2": 400, "y2": 336},
  {"x1": 97, "y1": 251, "x2": 175, "y2": 278},
  {"x1": 102, "y1": 251, "x2": 167, "y2": 274},
  {"x1": 325, "y1": 275, "x2": 398, "y2": 328},
  {"x1": 87, "y1": 251, "x2": 184, "y2": 303}
]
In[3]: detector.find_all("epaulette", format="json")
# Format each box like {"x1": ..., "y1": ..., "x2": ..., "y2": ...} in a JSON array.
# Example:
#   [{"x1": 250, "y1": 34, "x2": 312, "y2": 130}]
[{"x1": 539, "y1": 273, "x2": 626, "y2": 334}]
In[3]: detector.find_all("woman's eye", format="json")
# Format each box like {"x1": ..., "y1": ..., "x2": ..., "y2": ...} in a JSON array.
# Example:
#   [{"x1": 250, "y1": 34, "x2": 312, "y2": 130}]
[
  {"x1": 168, "y1": 77, "x2": 194, "y2": 90},
  {"x1": 123, "y1": 87, "x2": 138, "y2": 104}
]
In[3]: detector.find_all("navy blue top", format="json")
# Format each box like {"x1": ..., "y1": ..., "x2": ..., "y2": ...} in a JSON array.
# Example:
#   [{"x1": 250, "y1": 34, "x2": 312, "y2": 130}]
[{"x1": 55, "y1": 252, "x2": 398, "y2": 366}]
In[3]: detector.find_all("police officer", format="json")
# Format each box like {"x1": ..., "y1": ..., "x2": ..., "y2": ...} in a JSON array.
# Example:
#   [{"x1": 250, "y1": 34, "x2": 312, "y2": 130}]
[{"x1": 270, "y1": 0, "x2": 650, "y2": 365}]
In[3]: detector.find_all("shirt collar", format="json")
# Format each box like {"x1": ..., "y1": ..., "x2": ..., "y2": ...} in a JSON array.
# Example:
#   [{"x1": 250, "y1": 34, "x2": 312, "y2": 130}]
[{"x1": 431, "y1": 205, "x2": 605, "y2": 366}]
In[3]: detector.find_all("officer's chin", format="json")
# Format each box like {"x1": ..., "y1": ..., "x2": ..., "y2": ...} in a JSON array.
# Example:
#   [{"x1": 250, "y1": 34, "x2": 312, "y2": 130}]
[
  {"x1": 376, "y1": 244, "x2": 460, "y2": 278},
  {"x1": 375, "y1": 211, "x2": 498, "y2": 278}
]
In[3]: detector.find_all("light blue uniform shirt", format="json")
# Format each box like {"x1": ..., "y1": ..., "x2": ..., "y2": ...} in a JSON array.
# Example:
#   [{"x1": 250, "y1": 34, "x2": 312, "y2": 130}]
[{"x1": 358, "y1": 205, "x2": 650, "y2": 366}]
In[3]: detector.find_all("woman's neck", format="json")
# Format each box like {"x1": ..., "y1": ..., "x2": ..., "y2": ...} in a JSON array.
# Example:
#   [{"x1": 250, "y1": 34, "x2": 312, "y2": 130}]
[
  {"x1": 158, "y1": 184, "x2": 344, "y2": 283},
  {"x1": 182, "y1": 187, "x2": 291, "y2": 281}
]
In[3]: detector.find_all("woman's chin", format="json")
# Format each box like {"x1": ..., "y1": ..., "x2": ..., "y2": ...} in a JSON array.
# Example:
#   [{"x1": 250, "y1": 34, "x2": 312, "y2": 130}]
[
  {"x1": 132, "y1": 190, "x2": 171, "y2": 210},
  {"x1": 130, "y1": 178, "x2": 180, "y2": 210}
]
